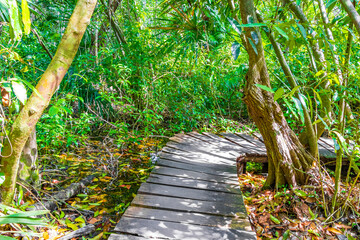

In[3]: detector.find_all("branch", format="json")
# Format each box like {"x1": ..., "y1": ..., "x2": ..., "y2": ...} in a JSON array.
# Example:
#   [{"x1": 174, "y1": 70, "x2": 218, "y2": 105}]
[
  {"x1": 340, "y1": 0, "x2": 360, "y2": 35},
  {"x1": 31, "y1": 29, "x2": 53, "y2": 60}
]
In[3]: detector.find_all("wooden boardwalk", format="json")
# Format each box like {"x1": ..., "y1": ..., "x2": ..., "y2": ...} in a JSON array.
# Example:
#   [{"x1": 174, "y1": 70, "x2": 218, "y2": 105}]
[{"x1": 109, "y1": 132, "x2": 338, "y2": 240}]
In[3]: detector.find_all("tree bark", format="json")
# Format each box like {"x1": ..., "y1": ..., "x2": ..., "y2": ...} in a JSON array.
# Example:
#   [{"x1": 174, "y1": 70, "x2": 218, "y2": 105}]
[
  {"x1": 283, "y1": 0, "x2": 332, "y2": 143},
  {"x1": 340, "y1": 0, "x2": 360, "y2": 35},
  {"x1": 18, "y1": 129, "x2": 39, "y2": 185},
  {"x1": 239, "y1": 0, "x2": 316, "y2": 189},
  {"x1": 0, "y1": 0, "x2": 98, "y2": 205}
]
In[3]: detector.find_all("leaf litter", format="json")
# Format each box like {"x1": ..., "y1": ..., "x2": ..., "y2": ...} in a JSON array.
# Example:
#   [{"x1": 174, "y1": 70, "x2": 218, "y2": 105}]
[{"x1": 239, "y1": 173, "x2": 360, "y2": 240}]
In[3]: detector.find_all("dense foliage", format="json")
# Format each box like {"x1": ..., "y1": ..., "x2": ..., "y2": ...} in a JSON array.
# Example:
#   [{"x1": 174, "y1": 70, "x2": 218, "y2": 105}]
[{"x1": 0, "y1": 0, "x2": 359, "y2": 239}]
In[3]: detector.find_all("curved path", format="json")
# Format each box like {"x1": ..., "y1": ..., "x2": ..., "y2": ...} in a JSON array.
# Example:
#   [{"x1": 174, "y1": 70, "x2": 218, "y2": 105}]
[{"x1": 109, "y1": 132, "x2": 337, "y2": 240}]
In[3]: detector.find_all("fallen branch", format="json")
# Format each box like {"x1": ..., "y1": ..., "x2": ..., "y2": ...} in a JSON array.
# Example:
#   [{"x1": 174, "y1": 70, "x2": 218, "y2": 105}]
[
  {"x1": 58, "y1": 224, "x2": 95, "y2": 240},
  {"x1": 29, "y1": 175, "x2": 96, "y2": 211}
]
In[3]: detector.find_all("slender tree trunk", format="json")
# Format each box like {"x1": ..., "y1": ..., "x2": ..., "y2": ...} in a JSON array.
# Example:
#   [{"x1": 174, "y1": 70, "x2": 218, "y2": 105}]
[
  {"x1": 340, "y1": 0, "x2": 360, "y2": 35},
  {"x1": 239, "y1": 0, "x2": 316, "y2": 189},
  {"x1": 0, "y1": 0, "x2": 98, "y2": 205},
  {"x1": 283, "y1": 0, "x2": 332, "y2": 143}
]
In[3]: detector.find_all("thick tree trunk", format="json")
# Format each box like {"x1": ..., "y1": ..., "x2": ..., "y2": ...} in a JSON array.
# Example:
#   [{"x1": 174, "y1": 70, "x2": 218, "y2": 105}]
[
  {"x1": 0, "y1": 0, "x2": 98, "y2": 204},
  {"x1": 239, "y1": 0, "x2": 316, "y2": 188}
]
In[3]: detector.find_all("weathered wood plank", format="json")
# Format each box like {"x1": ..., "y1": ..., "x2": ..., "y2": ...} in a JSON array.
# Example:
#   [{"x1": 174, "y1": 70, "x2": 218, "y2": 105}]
[
  {"x1": 114, "y1": 217, "x2": 256, "y2": 240},
  {"x1": 131, "y1": 194, "x2": 246, "y2": 217},
  {"x1": 137, "y1": 183, "x2": 242, "y2": 204},
  {"x1": 167, "y1": 140, "x2": 239, "y2": 159},
  {"x1": 221, "y1": 133, "x2": 266, "y2": 155},
  {"x1": 152, "y1": 166, "x2": 239, "y2": 185},
  {"x1": 147, "y1": 174, "x2": 242, "y2": 194},
  {"x1": 108, "y1": 234, "x2": 150, "y2": 240},
  {"x1": 123, "y1": 206, "x2": 249, "y2": 227},
  {"x1": 158, "y1": 151, "x2": 235, "y2": 165},
  {"x1": 235, "y1": 133, "x2": 267, "y2": 150},
  {"x1": 157, "y1": 158, "x2": 237, "y2": 176},
  {"x1": 161, "y1": 146, "x2": 235, "y2": 162}
]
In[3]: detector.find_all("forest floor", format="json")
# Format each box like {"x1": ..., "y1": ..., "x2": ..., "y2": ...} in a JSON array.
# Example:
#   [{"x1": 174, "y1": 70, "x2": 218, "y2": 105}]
[
  {"x1": 2, "y1": 133, "x2": 360, "y2": 240},
  {"x1": 3, "y1": 136, "x2": 167, "y2": 239},
  {"x1": 239, "y1": 172, "x2": 360, "y2": 240}
]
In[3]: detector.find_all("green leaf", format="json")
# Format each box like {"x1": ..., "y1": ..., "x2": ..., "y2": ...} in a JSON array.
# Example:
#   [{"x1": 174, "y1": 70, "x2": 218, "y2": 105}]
[
  {"x1": 269, "y1": 214, "x2": 281, "y2": 224},
  {"x1": 240, "y1": 23, "x2": 266, "y2": 28},
  {"x1": 326, "y1": 0, "x2": 337, "y2": 9},
  {"x1": 255, "y1": 84, "x2": 274, "y2": 93},
  {"x1": 283, "y1": 229, "x2": 290, "y2": 239},
  {"x1": 49, "y1": 106, "x2": 59, "y2": 117},
  {"x1": 274, "y1": 26, "x2": 289, "y2": 40},
  {"x1": 296, "y1": 23, "x2": 307, "y2": 40},
  {"x1": 0, "y1": 235, "x2": 17, "y2": 240},
  {"x1": 294, "y1": 189, "x2": 307, "y2": 198},
  {"x1": 248, "y1": 37, "x2": 258, "y2": 55},
  {"x1": 8, "y1": 0, "x2": 22, "y2": 40},
  {"x1": 274, "y1": 88, "x2": 285, "y2": 101},
  {"x1": 3, "y1": 210, "x2": 49, "y2": 218},
  {"x1": 231, "y1": 41, "x2": 241, "y2": 60},
  {"x1": 227, "y1": 17, "x2": 241, "y2": 35},
  {"x1": 11, "y1": 81, "x2": 27, "y2": 104},
  {"x1": 21, "y1": 0, "x2": 31, "y2": 35},
  {"x1": 0, "y1": 172, "x2": 5, "y2": 185}
]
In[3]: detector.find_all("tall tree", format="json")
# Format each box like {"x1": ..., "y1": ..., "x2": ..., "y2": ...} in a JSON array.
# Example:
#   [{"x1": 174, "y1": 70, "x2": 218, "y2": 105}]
[
  {"x1": 0, "y1": 0, "x2": 98, "y2": 204},
  {"x1": 239, "y1": 0, "x2": 317, "y2": 188}
]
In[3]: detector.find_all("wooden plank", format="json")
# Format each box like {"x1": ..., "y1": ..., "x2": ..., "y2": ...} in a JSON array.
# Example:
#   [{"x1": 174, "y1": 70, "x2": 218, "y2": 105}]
[
  {"x1": 158, "y1": 151, "x2": 235, "y2": 165},
  {"x1": 114, "y1": 217, "x2": 256, "y2": 240},
  {"x1": 131, "y1": 194, "x2": 246, "y2": 217},
  {"x1": 147, "y1": 174, "x2": 242, "y2": 194},
  {"x1": 108, "y1": 234, "x2": 150, "y2": 240},
  {"x1": 152, "y1": 166, "x2": 239, "y2": 185},
  {"x1": 235, "y1": 133, "x2": 266, "y2": 150},
  {"x1": 158, "y1": 151, "x2": 235, "y2": 166},
  {"x1": 221, "y1": 133, "x2": 266, "y2": 155},
  {"x1": 166, "y1": 140, "x2": 239, "y2": 160},
  {"x1": 157, "y1": 158, "x2": 237, "y2": 176},
  {"x1": 161, "y1": 146, "x2": 235, "y2": 162},
  {"x1": 138, "y1": 183, "x2": 242, "y2": 204},
  {"x1": 123, "y1": 206, "x2": 249, "y2": 227},
  {"x1": 187, "y1": 132, "x2": 244, "y2": 152}
]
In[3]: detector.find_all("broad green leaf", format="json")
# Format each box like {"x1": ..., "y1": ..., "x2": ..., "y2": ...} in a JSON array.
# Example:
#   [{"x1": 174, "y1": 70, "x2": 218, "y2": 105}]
[
  {"x1": 8, "y1": 0, "x2": 22, "y2": 40},
  {"x1": 294, "y1": 189, "x2": 307, "y2": 198},
  {"x1": 274, "y1": 26, "x2": 289, "y2": 40},
  {"x1": 296, "y1": 23, "x2": 307, "y2": 40},
  {"x1": 255, "y1": 84, "x2": 274, "y2": 93},
  {"x1": 231, "y1": 41, "x2": 241, "y2": 60},
  {"x1": 274, "y1": 88, "x2": 285, "y2": 101},
  {"x1": 326, "y1": 0, "x2": 337, "y2": 9},
  {"x1": 49, "y1": 106, "x2": 59, "y2": 117},
  {"x1": 21, "y1": 0, "x2": 31, "y2": 34},
  {"x1": 0, "y1": 172, "x2": 5, "y2": 185},
  {"x1": 227, "y1": 17, "x2": 241, "y2": 35},
  {"x1": 11, "y1": 81, "x2": 27, "y2": 104}
]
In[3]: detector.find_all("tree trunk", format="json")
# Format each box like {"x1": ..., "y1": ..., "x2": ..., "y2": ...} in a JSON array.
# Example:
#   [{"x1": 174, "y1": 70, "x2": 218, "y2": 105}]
[
  {"x1": 239, "y1": 0, "x2": 316, "y2": 189},
  {"x1": 0, "y1": 0, "x2": 98, "y2": 205},
  {"x1": 340, "y1": 0, "x2": 360, "y2": 35},
  {"x1": 18, "y1": 129, "x2": 40, "y2": 185}
]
